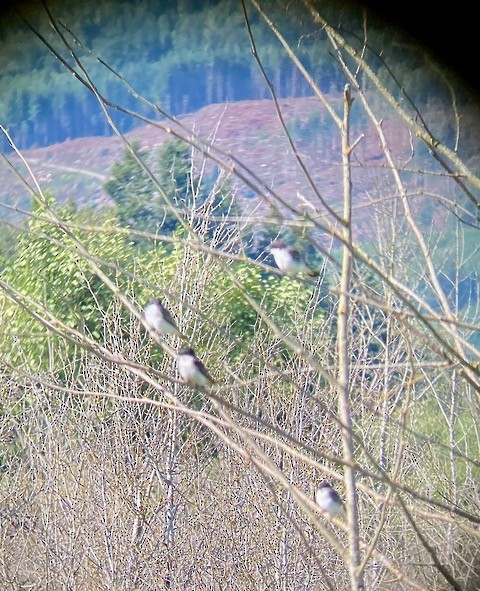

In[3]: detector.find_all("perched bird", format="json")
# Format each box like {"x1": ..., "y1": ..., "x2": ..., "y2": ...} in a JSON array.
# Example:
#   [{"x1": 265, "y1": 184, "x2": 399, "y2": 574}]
[
  {"x1": 143, "y1": 297, "x2": 187, "y2": 340},
  {"x1": 269, "y1": 240, "x2": 319, "y2": 278},
  {"x1": 315, "y1": 480, "x2": 345, "y2": 517},
  {"x1": 177, "y1": 347, "x2": 215, "y2": 387}
]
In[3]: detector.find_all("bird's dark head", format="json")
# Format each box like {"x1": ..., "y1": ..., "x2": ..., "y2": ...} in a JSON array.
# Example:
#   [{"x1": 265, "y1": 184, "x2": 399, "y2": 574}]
[
  {"x1": 147, "y1": 296, "x2": 162, "y2": 306},
  {"x1": 269, "y1": 240, "x2": 287, "y2": 250},
  {"x1": 178, "y1": 347, "x2": 195, "y2": 356},
  {"x1": 317, "y1": 480, "x2": 332, "y2": 490}
]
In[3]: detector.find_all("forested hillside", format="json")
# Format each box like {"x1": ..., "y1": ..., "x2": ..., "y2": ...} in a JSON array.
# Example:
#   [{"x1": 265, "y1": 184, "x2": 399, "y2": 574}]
[{"x1": 0, "y1": 0, "x2": 463, "y2": 151}]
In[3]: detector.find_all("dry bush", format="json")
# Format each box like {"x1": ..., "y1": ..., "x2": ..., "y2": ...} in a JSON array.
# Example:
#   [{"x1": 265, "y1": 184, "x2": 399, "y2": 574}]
[{"x1": 1, "y1": 2, "x2": 479, "y2": 591}]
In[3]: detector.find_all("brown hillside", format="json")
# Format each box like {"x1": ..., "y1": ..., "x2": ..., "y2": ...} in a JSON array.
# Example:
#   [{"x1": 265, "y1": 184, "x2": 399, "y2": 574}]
[{"x1": 0, "y1": 96, "x2": 414, "y2": 227}]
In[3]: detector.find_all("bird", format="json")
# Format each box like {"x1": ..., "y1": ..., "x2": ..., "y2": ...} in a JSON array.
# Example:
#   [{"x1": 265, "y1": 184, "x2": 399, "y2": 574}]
[
  {"x1": 177, "y1": 347, "x2": 215, "y2": 387},
  {"x1": 269, "y1": 240, "x2": 319, "y2": 278},
  {"x1": 315, "y1": 480, "x2": 345, "y2": 517},
  {"x1": 143, "y1": 297, "x2": 187, "y2": 340}
]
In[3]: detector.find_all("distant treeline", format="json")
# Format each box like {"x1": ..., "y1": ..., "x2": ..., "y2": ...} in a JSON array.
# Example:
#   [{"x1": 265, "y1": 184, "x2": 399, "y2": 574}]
[{"x1": 0, "y1": 0, "x2": 450, "y2": 151}]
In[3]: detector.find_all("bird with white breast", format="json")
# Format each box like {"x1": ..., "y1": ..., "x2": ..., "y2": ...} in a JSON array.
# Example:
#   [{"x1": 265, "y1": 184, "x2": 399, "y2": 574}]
[
  {"x1": 315, "y1": 480, "x2": 345, "y2": 517},
  {"x1": 269, "y1": 240, "x2": 319, "y2": 278},
  {"x1": 143, "y1": 297, "x2": 187, "y2": 340},
  {"x1": 177, "y1": 347, "x2": 215, "y2": 388}
]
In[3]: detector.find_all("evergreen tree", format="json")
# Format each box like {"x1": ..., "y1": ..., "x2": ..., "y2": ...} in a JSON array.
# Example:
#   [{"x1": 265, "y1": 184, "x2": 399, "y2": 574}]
[
  {"x1": 103, "y1": 141, "x2": 157, "y2": 232},
  {"x1": 155, "y1": 137, "x2": 191, "y2": 233},
  {"x1": 157, "y1": 137, "x2": 191, "y2": 201}
]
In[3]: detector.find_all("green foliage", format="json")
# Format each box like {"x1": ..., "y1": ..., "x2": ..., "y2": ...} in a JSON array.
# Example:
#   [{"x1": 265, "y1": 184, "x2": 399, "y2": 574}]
[
  {"x1": 103, "y1": 141, "x2": 157, "y2": 233},
  {"x1": 103, "y1": 138, "x2": 197, "y2": 236},
  {"x1": 0, "y1": 188, "x2": 321, "y2": 372},
  {"x1": 129, "y1": 225, "x2": 325, "y2": 356},
  {"x1": 157, "y1": 137, "x2": 191, "y2": 200},
  {"x1": 155, "y1": 138, "x2": 237, "y2": 238},
  {"x1": 0, "y1": 195, "x2": 132, "y2": 368},
  {"x1": 409, "y1": 394, "x2": 480, "y2": 497},
  {"x1": 0, "y1": 224, "x2": 19, "y2": 270},
  {"x1": 104, "y1": 138, "x2": 236, "y2": 242},
  {"x1": 155, "y1": 137, "x2": 191, "y2": 233}
]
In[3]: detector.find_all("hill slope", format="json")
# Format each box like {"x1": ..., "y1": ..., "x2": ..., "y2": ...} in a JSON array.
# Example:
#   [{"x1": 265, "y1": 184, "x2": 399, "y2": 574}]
[{"x1": 0, "y1": 95, "x2": 417, "y2": 230}]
